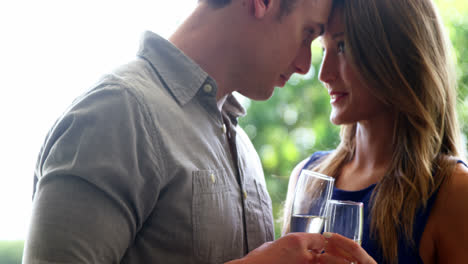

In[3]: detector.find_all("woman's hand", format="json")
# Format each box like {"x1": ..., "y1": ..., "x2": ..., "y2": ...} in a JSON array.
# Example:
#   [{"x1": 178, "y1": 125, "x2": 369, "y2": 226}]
[{"x1": 318, "y1": 232, "x2": 377, "y2": 264}]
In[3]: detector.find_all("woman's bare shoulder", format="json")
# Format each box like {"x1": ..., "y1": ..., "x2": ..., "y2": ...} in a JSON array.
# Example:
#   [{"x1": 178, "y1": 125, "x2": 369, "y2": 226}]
[
  {"x1": 432, "y1": 161, "x2": 468, "y2": 262},
  {"x1": 442, "y1": 162, "x2": 468, "y2": 199},
  {"x1": 288, "y1": 158, "x2": 310, "y2": 188}
]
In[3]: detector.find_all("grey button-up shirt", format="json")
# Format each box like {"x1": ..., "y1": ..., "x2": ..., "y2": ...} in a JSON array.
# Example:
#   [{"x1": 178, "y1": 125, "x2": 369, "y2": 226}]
[{"x1": 24, "y1": 31, "x2": 274, "y2": 264}]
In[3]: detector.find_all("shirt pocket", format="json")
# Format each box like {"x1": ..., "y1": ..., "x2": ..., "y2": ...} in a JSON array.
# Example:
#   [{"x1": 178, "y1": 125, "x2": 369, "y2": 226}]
[{"x1": 192, "y1": 169, "x2": 243, "y2": 263}]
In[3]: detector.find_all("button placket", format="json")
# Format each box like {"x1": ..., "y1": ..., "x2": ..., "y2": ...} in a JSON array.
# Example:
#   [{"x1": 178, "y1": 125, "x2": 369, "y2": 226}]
[
  {"x1": 210, "y1": 173, "x2": 216, "y2": 184},
  {"x1": 203, "y1": 83, "x2": 213, "y2": 93}
]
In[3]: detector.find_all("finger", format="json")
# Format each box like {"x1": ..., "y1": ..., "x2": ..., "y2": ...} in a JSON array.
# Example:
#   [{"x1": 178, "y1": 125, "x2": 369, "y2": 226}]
[
  {"x1": 323, "y1": 232, "x2": 375, "y2": 264},
  {"x1": 280, "y1": 233, "x2": 326, "y2": 253},
  {"x1": 302, "y1": 233, "x2": 327, "y2": 251},
  {"x1": 324, "y1": 242, "x2": 355, "y2": 262},
  {"x1": 318, "y1": 253, "x2": 351, "y2": 264}
]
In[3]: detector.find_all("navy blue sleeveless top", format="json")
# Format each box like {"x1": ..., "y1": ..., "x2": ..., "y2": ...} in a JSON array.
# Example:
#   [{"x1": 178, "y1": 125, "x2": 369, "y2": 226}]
[{"x1": 303, "y1": 151, "x2": 467, "y2": 264}]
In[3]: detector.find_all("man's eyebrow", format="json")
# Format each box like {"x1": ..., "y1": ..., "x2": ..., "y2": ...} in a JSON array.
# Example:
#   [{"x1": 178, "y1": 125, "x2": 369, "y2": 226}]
[{"x1": 332, "y1": 32, "x2": 345, "y2": 39}]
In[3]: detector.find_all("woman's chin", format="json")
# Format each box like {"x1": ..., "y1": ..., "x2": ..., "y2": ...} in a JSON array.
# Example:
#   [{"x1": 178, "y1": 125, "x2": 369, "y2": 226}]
[{"x1": 330, "y1": 114, "x2": 342, "y2": 125}]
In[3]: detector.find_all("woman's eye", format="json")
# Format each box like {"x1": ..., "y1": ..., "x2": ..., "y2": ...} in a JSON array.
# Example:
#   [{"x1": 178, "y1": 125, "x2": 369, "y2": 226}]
[{"x1": 337, "y1": 41, "x2": 345, "y2": 53}]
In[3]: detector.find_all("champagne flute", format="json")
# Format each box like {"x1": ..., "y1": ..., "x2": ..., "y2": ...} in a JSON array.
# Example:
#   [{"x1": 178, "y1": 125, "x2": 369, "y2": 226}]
[
  {"x1": 290, "y1": 170, "x2": 335, "y2": 233},
  {"x1": 324, "y1": 200, "x2": 363, "y2": 245}
]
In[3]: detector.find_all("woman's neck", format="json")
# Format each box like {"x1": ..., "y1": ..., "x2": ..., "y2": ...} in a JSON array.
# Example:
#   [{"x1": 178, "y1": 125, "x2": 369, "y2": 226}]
[
  {"x1": 354, "y1": 119, "x2": 394, "y2": 169},
  {"x1": 337, "y1": 114, "x2": 395, "y2": 190}
]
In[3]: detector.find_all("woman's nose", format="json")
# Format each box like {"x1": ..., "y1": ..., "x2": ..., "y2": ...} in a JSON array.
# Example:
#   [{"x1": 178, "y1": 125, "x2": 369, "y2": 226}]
[{"x1": 319, "y1": 51, "x2": 337, "y2": 84}]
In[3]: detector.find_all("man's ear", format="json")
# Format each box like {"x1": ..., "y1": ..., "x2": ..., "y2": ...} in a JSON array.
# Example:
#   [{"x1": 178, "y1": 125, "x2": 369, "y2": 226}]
[{"x1": 252, "y1": 0, "x2": 274, "y2": 18}]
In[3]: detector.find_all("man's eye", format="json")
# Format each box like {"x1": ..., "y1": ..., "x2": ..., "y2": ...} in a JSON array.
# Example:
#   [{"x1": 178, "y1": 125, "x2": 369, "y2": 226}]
[{"x1": 337, "y1": 41, "x2": 345, "y2": 53}]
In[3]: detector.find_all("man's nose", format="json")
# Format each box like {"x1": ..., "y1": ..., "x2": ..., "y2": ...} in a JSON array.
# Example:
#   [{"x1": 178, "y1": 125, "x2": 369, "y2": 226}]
[{"x1": 293, "y1": 46, "x2": 312, "y2": 74}]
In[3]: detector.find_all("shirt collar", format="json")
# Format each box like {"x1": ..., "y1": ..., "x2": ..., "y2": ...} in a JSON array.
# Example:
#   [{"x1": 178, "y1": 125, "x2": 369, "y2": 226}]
[
  {"x1": 137, "y1": 31, "x2": 209, "y2": 106},
  {"x1": 137, "y1": 31, "x2": 246, "y2": 122},
  {"x1": 223, "y1": 94, "x2": 246, "y2": 126}
]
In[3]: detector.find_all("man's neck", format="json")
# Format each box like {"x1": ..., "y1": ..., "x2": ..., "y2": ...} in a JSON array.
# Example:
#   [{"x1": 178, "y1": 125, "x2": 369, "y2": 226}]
[{"x1": 169, "y1": 2, "x2": 248, "y2": 110}]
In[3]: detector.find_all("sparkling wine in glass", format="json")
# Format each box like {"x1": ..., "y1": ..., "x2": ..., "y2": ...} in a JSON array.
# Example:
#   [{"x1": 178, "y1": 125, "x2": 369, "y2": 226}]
[
  {"x1": 324, "y1": 200, "x2": 363, "y2": 245},
  {"x1": 290, "y1": 170, "x2": 335, "y2": 233}
]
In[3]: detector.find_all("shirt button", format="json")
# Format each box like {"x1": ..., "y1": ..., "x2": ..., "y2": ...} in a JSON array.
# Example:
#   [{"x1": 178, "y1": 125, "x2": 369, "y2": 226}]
[
  {"x1": 203, "y1": 84, "x2": 213, "y2": 93},
  {"x1": 222, "y1": 124, "x2": 227, "y2": 134},
  {"x1": 210, "y1": 173, "x2": 216, "y2": 183},
  {"x1": 243, "y1": 190, "x2": 248, "y2": 200}
]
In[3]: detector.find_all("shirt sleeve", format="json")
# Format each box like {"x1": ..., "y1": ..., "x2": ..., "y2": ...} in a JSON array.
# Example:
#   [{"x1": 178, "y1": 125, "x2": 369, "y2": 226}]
[{"x1": 23, "y1": 84, "x2": 163, "y2": 263}]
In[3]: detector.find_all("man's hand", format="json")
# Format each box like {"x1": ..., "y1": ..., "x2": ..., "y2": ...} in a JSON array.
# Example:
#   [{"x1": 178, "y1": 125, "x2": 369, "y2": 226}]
[{"x1": 226, "y1": 233, "x2": 326, "y2": 264}]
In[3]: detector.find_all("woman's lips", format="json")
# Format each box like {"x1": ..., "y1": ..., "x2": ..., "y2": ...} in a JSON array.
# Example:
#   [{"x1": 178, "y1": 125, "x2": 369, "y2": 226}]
[{"x1": 329, "y1": 92, "x2": 348, "y2": 104}]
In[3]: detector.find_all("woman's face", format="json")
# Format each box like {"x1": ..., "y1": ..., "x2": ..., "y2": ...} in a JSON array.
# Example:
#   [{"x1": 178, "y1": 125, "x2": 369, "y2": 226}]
[{"x1": 318, "y1": 6, "x2": 389, "y2": 126}]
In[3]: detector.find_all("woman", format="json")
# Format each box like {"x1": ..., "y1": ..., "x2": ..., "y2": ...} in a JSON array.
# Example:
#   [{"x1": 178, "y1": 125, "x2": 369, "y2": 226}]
[{"x1": 283, "y1": 0, "x2": 468, "y2": 263}]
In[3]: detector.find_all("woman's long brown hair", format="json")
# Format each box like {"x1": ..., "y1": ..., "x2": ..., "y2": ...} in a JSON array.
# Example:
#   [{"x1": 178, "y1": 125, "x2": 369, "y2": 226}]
[{"x1": 283, "y1": 0, "x2": 464, "y2": 262}]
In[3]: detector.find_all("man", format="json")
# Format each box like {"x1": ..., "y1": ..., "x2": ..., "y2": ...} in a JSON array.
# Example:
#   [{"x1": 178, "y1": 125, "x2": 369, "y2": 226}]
[{"x1": 23, "y1": 0, "x2": 332, "y2": 263}]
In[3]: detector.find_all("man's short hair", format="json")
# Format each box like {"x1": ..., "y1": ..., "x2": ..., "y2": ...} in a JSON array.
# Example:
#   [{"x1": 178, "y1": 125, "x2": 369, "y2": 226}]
[{"x1": 200, "y1": 0, "x2": 299, "y2": 17}]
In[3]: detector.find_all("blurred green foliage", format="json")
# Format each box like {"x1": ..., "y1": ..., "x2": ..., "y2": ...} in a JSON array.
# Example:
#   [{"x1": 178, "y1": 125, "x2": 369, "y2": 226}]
[
  {"x1": 239, "y1": 0, "x2": 468, "y2": 238},
  {"x1": 0, "y1": 241, "x2": 23, "y2": 264}
]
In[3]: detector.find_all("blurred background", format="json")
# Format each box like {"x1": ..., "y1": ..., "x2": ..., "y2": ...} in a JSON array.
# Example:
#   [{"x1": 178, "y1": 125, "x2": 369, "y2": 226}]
[{"x1": 0, "y1": 0, "x2": 467, "y2": 263}]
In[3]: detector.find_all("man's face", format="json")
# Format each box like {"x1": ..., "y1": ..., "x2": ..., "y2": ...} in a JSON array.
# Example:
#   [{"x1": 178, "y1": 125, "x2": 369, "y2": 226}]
[{"x1": 237, "y1": 0, "x2": 333, "y2": 101}]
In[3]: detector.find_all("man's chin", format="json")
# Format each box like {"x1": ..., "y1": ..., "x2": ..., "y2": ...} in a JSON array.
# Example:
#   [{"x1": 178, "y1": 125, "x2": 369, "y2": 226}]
[{"x1": 245, "y1": 90, "x2": 275, "y2": 101}]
